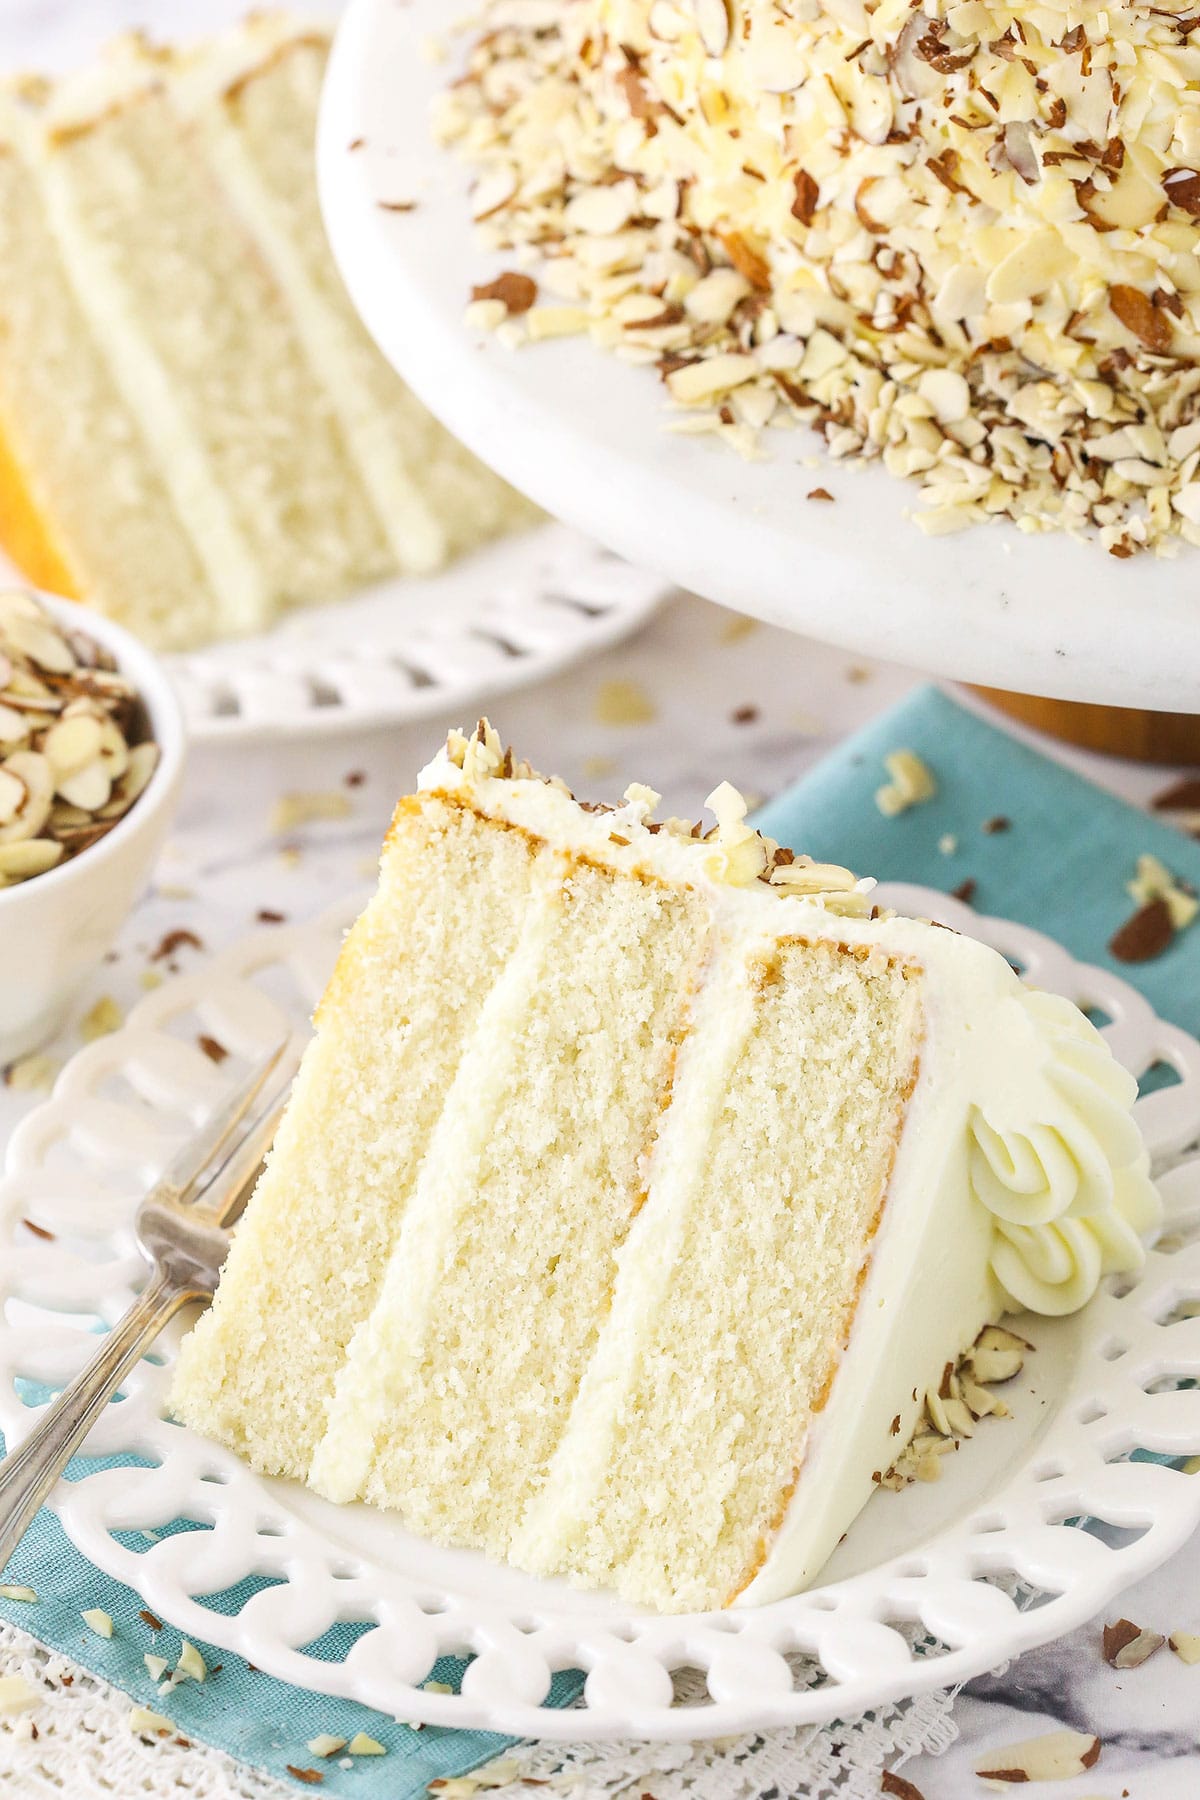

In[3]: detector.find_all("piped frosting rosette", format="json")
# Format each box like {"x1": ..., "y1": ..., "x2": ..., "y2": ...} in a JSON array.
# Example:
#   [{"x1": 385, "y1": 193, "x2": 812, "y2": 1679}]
[{"x1": 970, "y1": 991, "x2": 1162, "y2": 1316}]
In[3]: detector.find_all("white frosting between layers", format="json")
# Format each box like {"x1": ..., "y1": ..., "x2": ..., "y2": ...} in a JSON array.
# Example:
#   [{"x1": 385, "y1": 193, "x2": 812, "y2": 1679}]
[{"x1": 418, "y1": 730, "x2": 1162, "y2": 1602}]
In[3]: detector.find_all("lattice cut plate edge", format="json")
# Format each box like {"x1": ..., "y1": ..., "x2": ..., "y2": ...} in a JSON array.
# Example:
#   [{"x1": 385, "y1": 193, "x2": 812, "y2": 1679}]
[
  {"x1": 3, "y1": 887, "x2": 1200, "y2": 1743},
  {"x1": 151, "y1": 523, "x2": 666, "y2": 744}
]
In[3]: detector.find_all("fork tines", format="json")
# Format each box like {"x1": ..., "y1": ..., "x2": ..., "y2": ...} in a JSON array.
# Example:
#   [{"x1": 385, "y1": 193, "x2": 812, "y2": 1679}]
[{"x1": 151, "y1": 1035, "x2": 292, "y2": 1212}]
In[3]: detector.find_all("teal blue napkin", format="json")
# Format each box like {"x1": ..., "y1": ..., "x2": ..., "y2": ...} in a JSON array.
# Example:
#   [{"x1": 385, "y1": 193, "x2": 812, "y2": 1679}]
[
  {"x1": 756, "y1": 685, "x2": 1200, "y2": 1041},
  {"x1": 0, "y1": 1433, "x2": 576, "y2": 1792},
  {"x1": 3, "y1": 682, "x2": 1196, "y2": 1794}
]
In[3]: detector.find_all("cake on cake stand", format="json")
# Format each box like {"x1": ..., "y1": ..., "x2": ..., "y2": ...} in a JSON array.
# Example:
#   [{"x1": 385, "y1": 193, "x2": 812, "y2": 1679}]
[{"x1": 316, "y1": 0, "x2": 1200, "y2": 755}]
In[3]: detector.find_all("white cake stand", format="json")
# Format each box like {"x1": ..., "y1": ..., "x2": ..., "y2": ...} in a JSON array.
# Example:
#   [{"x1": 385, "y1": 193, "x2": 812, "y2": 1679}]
[{"x1": 317, "y1": 0, "x2": 1200, "y2": 713}]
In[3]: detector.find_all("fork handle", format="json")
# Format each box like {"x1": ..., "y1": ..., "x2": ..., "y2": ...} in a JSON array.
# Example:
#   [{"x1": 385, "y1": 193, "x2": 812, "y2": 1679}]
[{"x1": 0, "y1": 1270, "x2": 186, "y2": 1578}]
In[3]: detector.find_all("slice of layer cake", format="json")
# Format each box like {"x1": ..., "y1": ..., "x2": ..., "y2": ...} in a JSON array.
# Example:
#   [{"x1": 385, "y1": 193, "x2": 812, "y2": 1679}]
[
  {"x1": 0, "y1": 18, "x2": 534, "y2": 650},
  {"x1": 172, "y1": 726, "x2": 1160, "y2": 1613}
]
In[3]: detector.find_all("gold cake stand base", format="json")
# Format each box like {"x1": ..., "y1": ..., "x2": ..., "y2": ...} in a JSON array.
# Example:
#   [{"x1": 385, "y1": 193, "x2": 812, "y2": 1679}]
[{"x1": 972, "y1": 688, "x2": 1200, "y2": 765}]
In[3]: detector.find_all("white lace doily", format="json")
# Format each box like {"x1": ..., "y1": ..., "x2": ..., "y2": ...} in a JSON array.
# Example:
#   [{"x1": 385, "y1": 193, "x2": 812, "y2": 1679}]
[{"x1": 0, "y1": 1616, "x2": 955, "y2": 1799}]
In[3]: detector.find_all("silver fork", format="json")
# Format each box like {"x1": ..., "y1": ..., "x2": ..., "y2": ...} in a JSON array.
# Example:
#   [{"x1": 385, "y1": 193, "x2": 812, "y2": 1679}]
[{"x1": 0, "y1": 1037, "x2": 296, "y2": 1577}]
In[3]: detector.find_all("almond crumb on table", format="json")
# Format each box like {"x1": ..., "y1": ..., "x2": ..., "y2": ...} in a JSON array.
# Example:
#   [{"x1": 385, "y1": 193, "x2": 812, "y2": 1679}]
[
  {"x1": 875, "y1": 749, "x2": 937, "y2": 818},
  {"x1": 268, "y1": 791, "x2": 354, "y2": 834},
  {"x1": 1169, "y1": 1630, "x2": 1200, "y2": 1663},
  {"x1": 78, "y1": 995, "x2": 123, "y2": 1042},
  {"x1": 880, "y1": 1771, "x2": 926, "y2": 1800},
  {"x1": 975, "y1": 1729, "x2": 1102, "y2": 1783},
  {"x1": 1108, "y1": 847, "x2": 1198, "y2": 964},
  {"x1": 1, "y1": 1052, "x2": 59, "y2": 1092},
  {"x1": 592, "y1": 677, "x2": 657, "y2": 727},
  {"x1": 1102, "y1": 1618, "x2": 1165, "y2": 1668},
  {"x1": 0, "y1": 1675, "x2": 39, "y2": 1716}
]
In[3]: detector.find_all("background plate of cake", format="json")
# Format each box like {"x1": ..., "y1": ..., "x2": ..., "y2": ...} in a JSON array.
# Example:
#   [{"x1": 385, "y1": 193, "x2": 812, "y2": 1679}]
[
  {"x1": 5, "y1": 732, "x2": 1200, "y2": 1741},
  {"x1": 318, "y1": 0, "x2": 1200, "y2": 711},
  {"x1": 0, "y1": 13, "x2": 669, "y2": 742}
]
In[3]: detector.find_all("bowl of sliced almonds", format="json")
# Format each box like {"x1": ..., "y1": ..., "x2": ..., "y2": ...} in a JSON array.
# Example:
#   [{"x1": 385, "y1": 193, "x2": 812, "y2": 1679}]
[{"x1": 0, "y1": 589, "x2": 185, "y2": 1064}]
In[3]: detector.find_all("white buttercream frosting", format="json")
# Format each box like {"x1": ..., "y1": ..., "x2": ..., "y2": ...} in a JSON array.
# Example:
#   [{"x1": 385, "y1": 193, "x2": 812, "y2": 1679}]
[{"x1": 973, "y1": 990, "x2": 1160, "y2": 1315}]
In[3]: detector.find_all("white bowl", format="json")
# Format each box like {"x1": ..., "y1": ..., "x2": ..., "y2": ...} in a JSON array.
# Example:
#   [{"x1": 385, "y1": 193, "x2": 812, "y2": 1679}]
[{"x1": 0, "y1": 592, "x2": 186, "y2": 1065}]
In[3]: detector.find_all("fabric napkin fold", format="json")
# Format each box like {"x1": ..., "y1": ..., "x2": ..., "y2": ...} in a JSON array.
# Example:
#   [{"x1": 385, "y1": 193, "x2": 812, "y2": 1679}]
[{"x1": 3, "y1": 682, "x2": 1197, "y2": 1797}]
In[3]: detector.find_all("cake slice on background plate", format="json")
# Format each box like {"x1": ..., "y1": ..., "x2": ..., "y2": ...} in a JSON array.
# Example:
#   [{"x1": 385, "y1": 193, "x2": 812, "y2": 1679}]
[
  {"x1": 172, "y1": 725, "x2": 1160, "y2": 1614},
  {"x1": 0, "y1": 16, "x2": 534, "y2": 652}
]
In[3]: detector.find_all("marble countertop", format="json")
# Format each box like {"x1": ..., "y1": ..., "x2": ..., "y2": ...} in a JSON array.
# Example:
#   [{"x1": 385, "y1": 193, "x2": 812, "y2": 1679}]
[{"x1": 3, "y1": 0, "x2": 1200, "y2": 1792}]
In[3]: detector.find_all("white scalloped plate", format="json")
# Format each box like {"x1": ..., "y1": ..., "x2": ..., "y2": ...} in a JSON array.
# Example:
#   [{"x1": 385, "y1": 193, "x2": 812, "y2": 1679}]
[
  {"x1": 4, "y1": 887, "x2": 1200, "y2": 1742},
  {"x1": 316, "y1": 0, "x2": 1200, "y2": 711},
  {"x1": 0, "y1": 524, "x2": 669, "y2": 746}
]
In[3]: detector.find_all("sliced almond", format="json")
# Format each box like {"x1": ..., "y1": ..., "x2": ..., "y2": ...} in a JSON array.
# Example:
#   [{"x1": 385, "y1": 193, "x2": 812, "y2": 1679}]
[
  {"x1": 941, "y1": 1396, "x2": 976, "y2": 1438},
  {"x1": 0, "y1": 767, "x2": 25, "y2": 825},
  {"x1": 129, "y1": 1705, "x2": 175, "y2": 1737},
  {"x1": 42, "y1": 713, "x2": 103, "y2": 777},
  {"x1": 968, "y1": 1326, "x2": 1029, "y2": 1384},
  {"x1": 0, "y1": 702, "x2": 28, "y2": 744},
  {"x1": 0, "y1": 1675, "x2": 37, "y2": 1716},
  {"x1": 876, "y1": 748, "x2": 937, "y2": 816},
  {"x1": 0, "y1": 751, "x2": 52, "y2": 845},
  {"x1": 98, "y1": 741, "x2": 159, "y2": 820},
  {"x1": 975, "y1": 1729, "x2": 1101, "y2": 1782},
  {"x1": 3, "y1": 1053, "x2": 58, "y2": 1092},
  {"x1": 470, "y1": 165, "x2": 517, "y2": 221},
  {"x1": 80, "y1": 996, "x2": 123, "y2": 1043},
  {"x1": 959, "y1": 1373, "x2": 1001, "y2": 1418},
  {"x1": 4, "y1": 614, "x2": 76, "y2": 675},
  {"x1": 57, "y1": 760, "x2": 113, "y2": 813},
  {"x1": 1103, "y1": 1618, "x2": 1164, "y2": 1668},
  {"x1": 175, "y1": 1640, "x2": 206, "y2": 1682},
  {"x1": 95, "y1": 716, "x2": 130, "y2": 782},
  {"x1": 0, "y1": 590, "x2": 46, "y2": 624},
  {"x1": 881, "y1": 1774, "x2": 926, "y2": 1800},
  {"x1": 0, "y1": 840, "x2": 64, "y2": 881},
  {"x1": 692, "y1": 0, "x2": 731, "y2": 57},
  {"x1": 970, "y1": 1345, "x2": 1026, "y2": 1384},
  {"x1": 1168, "y1": 1630, "x2": 1200, "y2": 1664},
  {"x1": 667, "y1": 352, "x2": 758, "y2": 403}
]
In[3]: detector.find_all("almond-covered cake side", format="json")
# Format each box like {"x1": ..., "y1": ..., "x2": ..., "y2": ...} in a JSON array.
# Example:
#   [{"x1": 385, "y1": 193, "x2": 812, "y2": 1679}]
[{"x1": 439, "y1": 0, "x2": 1200, "y2": 558}]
